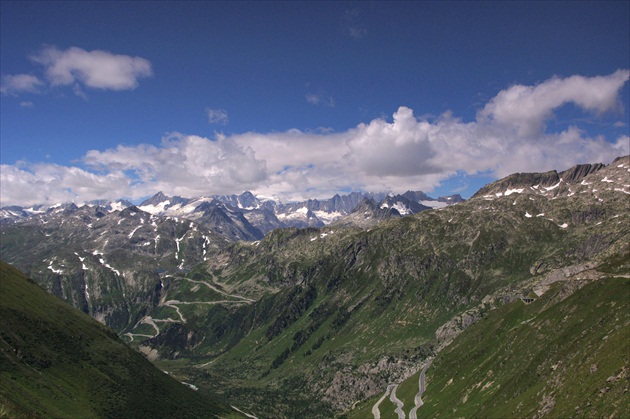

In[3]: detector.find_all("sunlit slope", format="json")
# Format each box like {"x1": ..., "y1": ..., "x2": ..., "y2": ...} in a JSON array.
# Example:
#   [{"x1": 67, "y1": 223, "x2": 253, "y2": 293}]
[
  {"x1": 347, "y1": 277, "x2": 629, "y2": 418},
  {"x1": 416, "y1": 277, "x2": 629, "y2": 418},
  {"x1": 0, "y1": 261, "x2": 239, "y2": 418}
]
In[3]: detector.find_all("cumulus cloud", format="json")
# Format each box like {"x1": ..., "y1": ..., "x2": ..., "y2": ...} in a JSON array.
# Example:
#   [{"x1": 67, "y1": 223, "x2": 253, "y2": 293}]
[
  {"x1": 0, "y1": 163, "x2": 132, "y2": 207},
  {"x1": 1, "y1": 71, "x2": 628, "y2": 207},
  {"x1": 206, "y1": 108, "x2": 229, "y2": 125},
  {"x1": 83, "y1": 133, "x2": 266, "y2": 197},
  {"x1": 478, "y1": 69, "x2": 630, "y2": 136},
  {"x1": 344, "y1": 107, "x2": 437, "y2": 176},
  {"x1": 0, "y1": 74, "x2": 43, "y2": 95},
  {"x1": 31, "y1": 46, "x2": 152, "y2": 90}
]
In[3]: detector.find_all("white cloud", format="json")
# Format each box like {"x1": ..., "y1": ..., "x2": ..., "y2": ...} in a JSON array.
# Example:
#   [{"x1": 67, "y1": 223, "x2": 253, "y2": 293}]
[
  {"x1": 478, "y1": 69, "x2": 630, "y2": 136},
  {"x1": 344, "y1": 107, "x2": 437, "y2": 176},
  {"x1": 1, "y1": 71, "x2": 628, "y2": 207},
  {"x1": 31, "y1": 46, "x2": 153, "y2": 90},
  {"x1": 0, "y1": 163, "x2": 131, "y2": 207},
  {"x1": 0, "y1": 74, "x2": 43, "y2": 95},
  {"x1": 206, "y1": 108, "x2": 229, "y2": 125},
  {"x1": 83, "y1": 133, "x2": 266, "y2": 197}
]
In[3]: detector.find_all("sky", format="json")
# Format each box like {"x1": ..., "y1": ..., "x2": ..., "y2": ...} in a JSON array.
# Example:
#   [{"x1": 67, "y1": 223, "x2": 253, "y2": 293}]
[{"x1": 1, "y1": 1, "x2": 629, "y2": 207}]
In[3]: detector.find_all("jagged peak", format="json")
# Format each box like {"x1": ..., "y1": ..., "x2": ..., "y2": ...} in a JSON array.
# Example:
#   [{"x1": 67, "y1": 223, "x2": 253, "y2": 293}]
[
  {"x1": 119, "y1": 205, "x2": 144, "y2": 217},
  {"x1": 239, "y1": 191, "x2": 256, "y2": 199},
  {"x1": 437, "y1": 194, "x2": 464, "y2": 203},
  {"x1": 140, "y1": 191, "x2": 170, "y2": 206},
  {"x1": 351, "y1": 197, "x2": 379, "y2": 213},
  {"x1": 559, "y1": 162, "x2": 605, "y2": 183}
]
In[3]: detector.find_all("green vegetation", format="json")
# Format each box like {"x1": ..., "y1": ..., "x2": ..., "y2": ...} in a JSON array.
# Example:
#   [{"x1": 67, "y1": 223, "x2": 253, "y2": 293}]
[
  {"x1": 0, "y1": 261, "x2": 239, "y2": 418},
  {"x1": 417, "y1": 278, "x2": 628, "y2": 418}
]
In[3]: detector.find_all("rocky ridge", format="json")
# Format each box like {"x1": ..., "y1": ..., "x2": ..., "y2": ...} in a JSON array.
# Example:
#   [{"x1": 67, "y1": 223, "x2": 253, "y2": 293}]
[{"x1": 472, "y1": 159, "x2": 627, "y2": 200}]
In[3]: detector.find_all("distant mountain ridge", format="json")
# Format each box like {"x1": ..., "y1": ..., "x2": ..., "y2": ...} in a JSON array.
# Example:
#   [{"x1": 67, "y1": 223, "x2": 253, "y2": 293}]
[
  {"x1": 136, "y1": 189, "x2": 463, "y2": 233},
  {"x1": 1, "y1": 189, "x2": 463, "y2": 233}
]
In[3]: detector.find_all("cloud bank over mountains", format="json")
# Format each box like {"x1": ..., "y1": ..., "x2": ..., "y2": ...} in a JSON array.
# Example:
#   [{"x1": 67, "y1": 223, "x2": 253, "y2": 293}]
[{"x1": 1, "y1": 70, "x2": 628, "y2": 207}]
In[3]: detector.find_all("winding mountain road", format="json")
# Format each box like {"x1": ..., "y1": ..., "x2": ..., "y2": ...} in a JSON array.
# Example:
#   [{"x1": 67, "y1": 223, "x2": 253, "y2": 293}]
[
  {"x1": 409, "y1": 359, "x2": 432, "y2": 419},
  {"x1": 231, "y1": 405, "x2": 258, "y2": 419},
  {"x1": 163, "y1": 300, "x2": 186, "y2": 322},
  {"x1": 140, "y1": 316, "x2": 160, "y2": 334},
  {"x1": 372, "y1": 358, "x2": 433, "y2": 419},
  {"x1": 129, "y1": 275, "x2": 254, "y2": 338},
  {"x1": 124, "y1": 332, "x2": 154, "y2": 342},
  {"x1": 164, "y1": 299, "x2": 248, "y2": 305},
  {"x1": 372, "y1": 384, "x2": 394, "y2": 419},
  {"x1": 372, "y1": 383, "x2": 405, "y2": 419},
  {"x1": 390, "y1": 384, "x2": 405, "y2": 419},
  {"x1": 171, "y1": 275, "x2": 255, "y2": 302}
]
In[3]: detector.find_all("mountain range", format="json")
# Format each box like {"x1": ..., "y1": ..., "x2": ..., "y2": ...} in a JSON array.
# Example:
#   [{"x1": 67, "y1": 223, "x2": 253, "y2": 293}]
[
  {"x1": 0, "y1": 156, "x2": 628, "y2": 417},
  {"x1": 1, "y1": 189, "x2": 463, "y2": 237}
]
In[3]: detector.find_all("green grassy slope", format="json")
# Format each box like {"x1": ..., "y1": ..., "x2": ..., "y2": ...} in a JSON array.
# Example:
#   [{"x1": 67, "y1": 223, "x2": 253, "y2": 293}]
[
  {"x1": 403, "y1": 277, "x2": 629, "y2": 418},
  {"x1": 0, "y1": 261, "x2": 239, "y2": 418}
]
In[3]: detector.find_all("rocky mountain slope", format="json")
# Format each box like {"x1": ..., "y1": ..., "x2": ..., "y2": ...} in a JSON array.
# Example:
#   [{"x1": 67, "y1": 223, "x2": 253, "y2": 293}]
[
  {"x1": 0, "y1": 187, "x2": 462, "y2": 336},
  {"x1": 0, "y1": 261, "x2": 240, "y2": 418},
  {"x1": 0, "y1": 203, "x2": 229, "y2": 331},
  {"x1": 1, "y1": 156, "x2": 628, "y2": 417},
  {"x1": 349, "y1": 275, "x2": 629, "y2": 418}
]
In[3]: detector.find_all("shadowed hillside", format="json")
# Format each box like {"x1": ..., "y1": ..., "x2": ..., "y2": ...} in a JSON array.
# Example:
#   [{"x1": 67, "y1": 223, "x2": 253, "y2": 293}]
[{"x1": 0, "y1": 261, "x2": 240, "y2": 418}]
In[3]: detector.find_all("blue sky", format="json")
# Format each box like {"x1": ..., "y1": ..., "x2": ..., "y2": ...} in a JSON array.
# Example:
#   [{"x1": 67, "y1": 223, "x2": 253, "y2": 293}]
[{"x1": 1, "y1": 1, "x2": 629, "y2": 206}]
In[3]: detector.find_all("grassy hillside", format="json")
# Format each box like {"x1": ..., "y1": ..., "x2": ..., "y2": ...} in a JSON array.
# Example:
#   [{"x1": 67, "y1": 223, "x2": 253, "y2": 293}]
[
  {"x1": 419, "y1": 276, "x2": 629, "y2": 418},
  {"x1": 352, "y1": 276, "x2": 629, "y2": 418},
  {"x1": 0, "y1": 261, "x2": 239, "y2": 418}
]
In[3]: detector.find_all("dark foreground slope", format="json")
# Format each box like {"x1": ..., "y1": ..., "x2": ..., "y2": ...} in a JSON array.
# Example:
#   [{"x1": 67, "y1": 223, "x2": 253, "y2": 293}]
[{"x1": 0, "y1": 261, "x2": 238, "y2": 418}]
